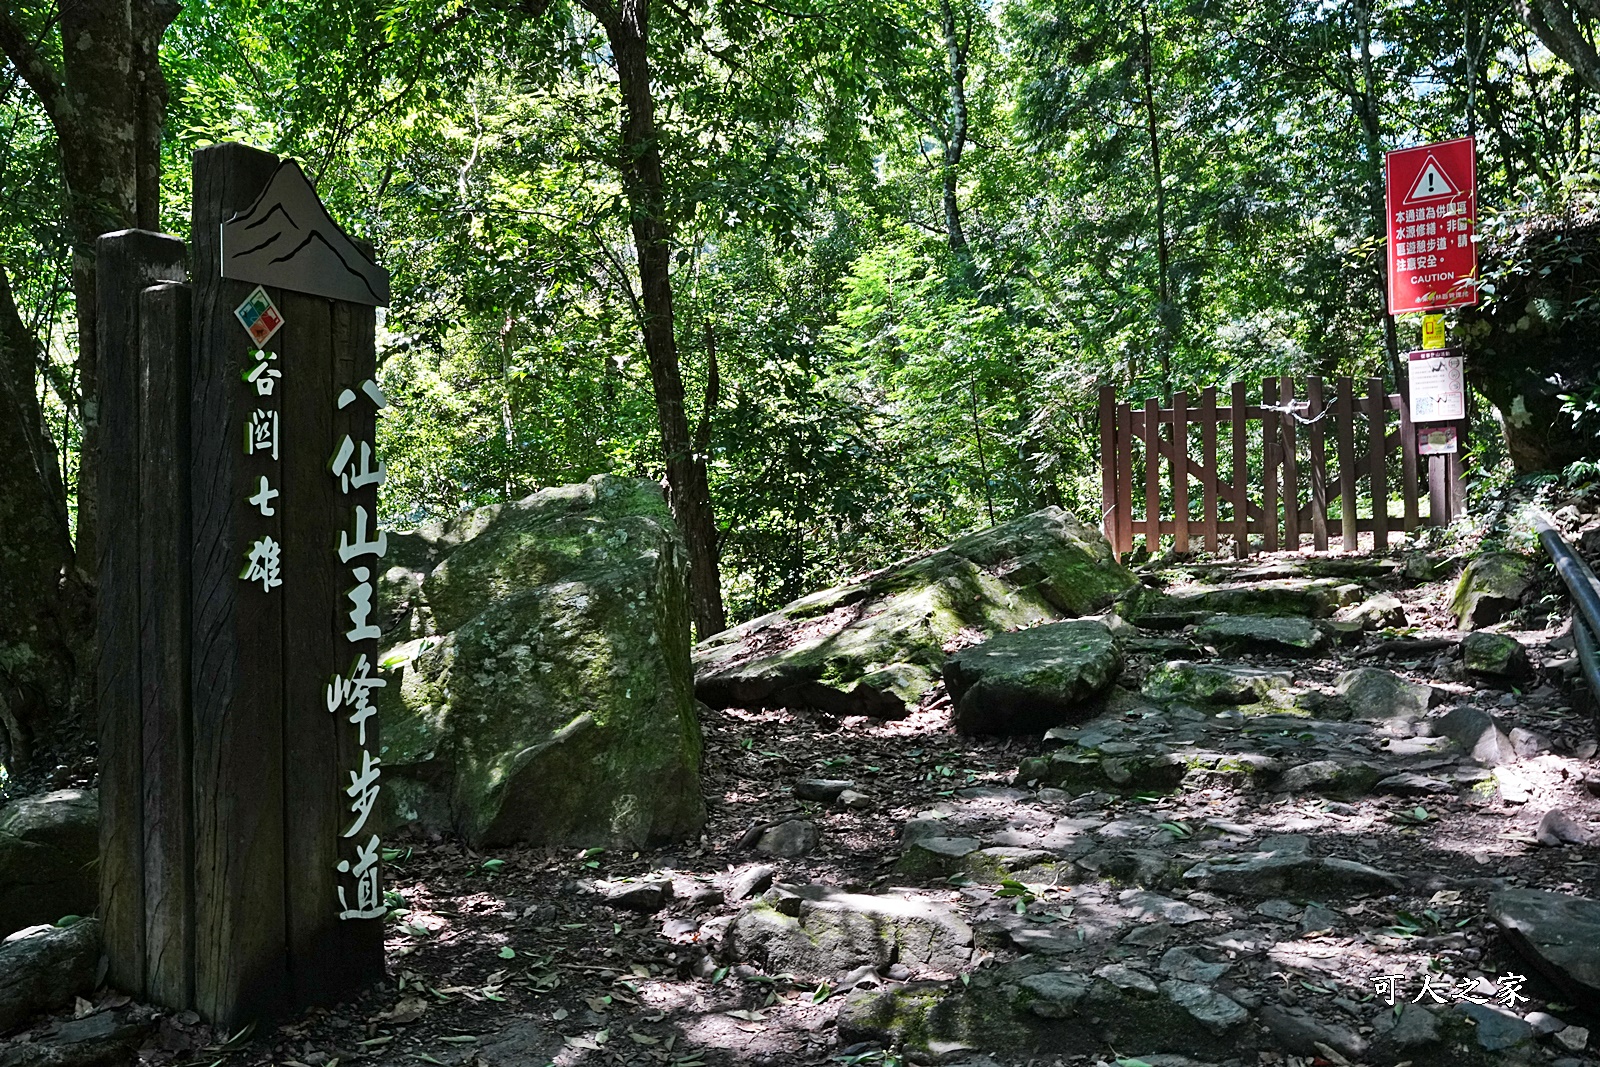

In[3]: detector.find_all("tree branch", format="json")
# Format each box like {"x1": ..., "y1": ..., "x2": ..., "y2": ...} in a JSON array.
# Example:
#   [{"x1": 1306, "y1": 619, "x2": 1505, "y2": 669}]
[
  {"x1": 1515, "y1": 0, "x2": 1600, "y2": 92},
  {"x1": 0, "y1": 7, "x2": 62, "y2": 123}
]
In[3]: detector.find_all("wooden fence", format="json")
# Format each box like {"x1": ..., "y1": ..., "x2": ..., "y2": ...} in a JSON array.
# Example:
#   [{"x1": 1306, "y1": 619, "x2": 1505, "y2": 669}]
[{"x1": 1098, "y1": 376, "x2": 1468, "y2": 559}]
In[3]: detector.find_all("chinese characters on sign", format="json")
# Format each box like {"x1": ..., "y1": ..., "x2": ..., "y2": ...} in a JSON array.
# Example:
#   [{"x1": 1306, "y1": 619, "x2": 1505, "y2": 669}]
[
  {"x1": 236, "y1": 288, "x2": 285, "y2": 594},
  {"x1": 1385, "y1": 137, "x2": 1478, "y2": 314},
  {"x1": 330, "y1": 380, "x2": 389, "y2": 920},
  {"x1": 1373, "y1": 971, "x2": 1530, "y2": 1010},
  {"x1": 1406, "y1": 349, "x2": 1466, "y2": 423}
]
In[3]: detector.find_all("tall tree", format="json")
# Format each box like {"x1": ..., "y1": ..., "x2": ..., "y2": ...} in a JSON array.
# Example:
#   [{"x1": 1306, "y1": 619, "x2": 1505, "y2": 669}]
[
  {"x1": 0, "y1": 0, "x2": 177, "y2": 771},
  {"x1": 1515, "y1": 0, "x2": 1600, "y2": 91}
]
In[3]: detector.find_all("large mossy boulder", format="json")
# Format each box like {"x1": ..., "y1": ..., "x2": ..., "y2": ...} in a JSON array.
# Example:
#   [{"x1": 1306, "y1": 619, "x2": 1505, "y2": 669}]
[
  {"x1": 944, "y1": 620, "x2": 1122, "y2": 736},
  {"x1": 693, "y1": 508, "x2": 1136, "y2": 718},
  {"x1": 0, "y1": 790, "x2": 96, "y2": 938},
  {"x1": 1450, "y1": 552, "x2": 1534, "y2": 630},
  {"x1": 377, "y1": 475, "x2": 704, "y2": 849}
]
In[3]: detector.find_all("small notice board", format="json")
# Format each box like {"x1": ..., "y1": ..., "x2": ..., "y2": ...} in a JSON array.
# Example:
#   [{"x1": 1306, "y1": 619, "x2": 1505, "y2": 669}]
[{"x1": 1407, "y1": 348, "x2": 1465, "y2": 422}]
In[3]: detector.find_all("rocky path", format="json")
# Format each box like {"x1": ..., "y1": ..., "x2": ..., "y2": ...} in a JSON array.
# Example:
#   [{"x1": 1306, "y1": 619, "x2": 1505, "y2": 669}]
[{"x1": 7, "y1": 544, "x2": 1600, "y2": 1067}]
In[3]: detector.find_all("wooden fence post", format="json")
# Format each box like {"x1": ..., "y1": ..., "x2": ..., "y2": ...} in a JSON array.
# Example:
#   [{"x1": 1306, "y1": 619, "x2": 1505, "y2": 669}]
[
  {"x1": 95, "y1": 230, "x2": 189, "y2": 998},
  {"x1": 1280, "y1": 376, "x2": 1299, "y2": 552},
  {"x1": 1399, "y1": 392, "x2": 1420, "y2": 533},
  {"x1": 1172, "y1": 390, "x2": 1190, "y2": 555},
  {"x1": 1367, "y1": 376, "x2": 1389, "y2": 550},
  {"x1": 1099, "y1": 386, "x2": 1118, "y2": 553},
  {"x1": 1116, "y1": 403, "x2": 1134, "y2": 556},
  {"x1": 1230, "y1": 382, "x2": 1249, "y2": 557},
  {"x1": 1261, "y1": 379, "x2": 1279, "y2": 552},
  {"x1": 1306, "y1": 376, "x2": 1329, "y2": 552},
  {"x1": 1200, "y1": 386, "x2": 1218, "y2": 554},
  {"x1": 1337, "y1": 377, "x2": 1358, "y2": 552},
  {"x1": 1143, "y1": 397, "x2": 1161, "y2": 554}
]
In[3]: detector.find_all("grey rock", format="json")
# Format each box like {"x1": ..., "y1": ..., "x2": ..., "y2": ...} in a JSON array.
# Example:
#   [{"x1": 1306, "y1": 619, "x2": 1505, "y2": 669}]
[
  {"x1": 945, "y1": 620, "x2": 1123, "y2": 736},
  {"x1": 1510, "y1": 727, "x2": 1549, "y2": 758},
  {"x1": 1536, "y1": 809, "x2": 1593, "y2": 847},
  {"x1": 1436, "y1": 706, "x2": 1518, "y2": 766},
  {"x1": 1329, "y1": 667, "x2": 1435, "y2": 721},
  {"x1": 1141, "y1": 661, "x2": 1294, "y2": 705},
  {"x1": 794, "y1": 779, "x2": 854, "y2": 802},
  {"x1": 723, "y1": 888, "x2": 973, "y2": 981},
  {"x1": 1159, "y1": 979, "x2": 1249, "y2": 1034},
  {"x1": 1258, "y1": 834, "x2": 1310, "y2": 853},
  {"x1": 898, "y1": 836, "x2": 981, "y2": 876},
  {"x1": 604, "y1": 878, "x2": 672, "y2": 913},
  {"x1": 1456, "y1": 1001, "x2": 1534, "y2": 1050},
  {"x1": 1017, "y1": 971, "x2": 1090, "y2": 1018},
  {"x1": 1380, "y1": 1003, "x2": 1440, "y2": 1048},
  {"x1": 1119, "y1": 890, "x2": 1211, "y2": 925},
  {"x1": 902, "y1": 818, "x2": 949, "y2": 846},
  {"x1": 1158, "y1": 946, "x2": 1229, "y2": 983},
  {"x1": 0, "y1": 1009, "x2": 151, "y2": 1067},
  {"x1": 474, "y1": 1019, "x2": 561, "y2": 1066},
  {"x1": 1489, "y1": 888, "x2": 1600, "y2": 996},
  {"x1": 1093, "y1": 963, "x2": 1160, "y2": 996},
  {"x1": 1462, "y1": 631, "x2": 1532, "y2": 680},
  {"x1": 1193, "y1": 614, "x2": 1327, "y2": 655},
  {"x1": 1556, "y1": 1025, "x2": 1590, "y2": 1051},
  {"x1": 755, "y1": 819, "x2": 819, "y2": 858},
  {"x1": 1256, "y1": 899, "x2": 1301, "y2": 922},
  {"x1": 1183, "y1": 851, "x2": 1404, "y2": 898},
  {"x1": 1277, "y1": 760, "x2": 1381, "y2": 795},
  {"x1": 377, "y1": 475, "x2": 704, "y2": 849},
  {"x1": 1299, "y1": 903, "x2": 1339, "y2": 933},
  {"x1": 1451, "y1": 552, "x2": 1535, "y2": 629},
  {"x1": 1121, "y1": 922, "x2": 1175, "y2": 947},
  {"x1": 694, "y1": 508, "x2": 1137, "y2": 718},
  {"x1": 1376, "y1": 772, "x2": 1455, "y2": 795},
  {"x1": 1260, "y1": 1005, "x2": 1368, "y2": 1058},
  {"x1": 0, "y1": 790, "x2": 97, "y2": 938},
  {"x1": 727, "y1": 864, "x2": 776, "y2": 902},
  {"x1": 0, "y1": 920, "x2": 101, "y2": 1033},
  {"x1": 1526, "y1": 1011, "x2": 1567, "y2": 1035},
  {"x1": 1336, "y1": 593, "x2": 1408, "y2": 630},
  {"x1": 836, "y1": 789, "x2": 872, "y2": 810}
]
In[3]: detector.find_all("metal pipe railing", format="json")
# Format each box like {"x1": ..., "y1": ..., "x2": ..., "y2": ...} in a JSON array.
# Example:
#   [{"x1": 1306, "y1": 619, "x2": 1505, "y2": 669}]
[{"x1": 1532, "y1": 508, "x2": 1600, "y2": 704}]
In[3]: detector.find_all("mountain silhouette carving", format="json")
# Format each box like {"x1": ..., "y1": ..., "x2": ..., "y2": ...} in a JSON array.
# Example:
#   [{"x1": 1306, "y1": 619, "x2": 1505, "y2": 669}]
[{"x1": 222, "y1": 160, "x2": 390, "y2": 306}]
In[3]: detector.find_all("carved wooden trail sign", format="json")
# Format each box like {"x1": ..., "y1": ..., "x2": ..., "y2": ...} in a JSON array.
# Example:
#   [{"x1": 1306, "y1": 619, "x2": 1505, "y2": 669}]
[{"x1": 97, "y1": 143, "x2": 390, "y2": 1027}]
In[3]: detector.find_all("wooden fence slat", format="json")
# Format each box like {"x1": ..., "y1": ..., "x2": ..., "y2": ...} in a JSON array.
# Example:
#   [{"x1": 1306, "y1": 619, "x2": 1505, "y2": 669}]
[
  {"x1": 190, "y1": 143, "x2": 290, "y2": 1027},
  {"x1": 1262, "y1": 378, "x2": 1279, "y2": 552},
  {"x1": 1144, "y1": 397, "x2": 1161, "y2": 554},
  {"x1": 1201, "y1": 387, "x2": 1218, "y2": 553},
  {"x1": 1231, "y1": 382, "x2": 1249, "y2": 557},
  {"x1": 1337, "y1": 377, "x2": 1358, "y2": 553},
  {"x1": 96, "y1": 230, "x2": 189, "y2": 999},
  {"x1": 1172, "y1": 390, "x2": 1189, "y2": 554},
  {"x1": 1367, "y1": 376, "x2": 1388, "y2": 550},
  {"x1": 1116, "y1": 403, "x2": 1134, "y2": 556},
  {"x1": 1306, "y1": 376, "x2": 1328, "y2": 552},
  {"x1": 1399, "y1": 391, "x2": 1420, "y2": 532},
  {"x1": 1448, "y1": 420, "x2": 1468, "y2": 518},
  {"x1": 1280, "y1": 376, "x2": 1299, "y2": 552},
  {"x1": 138, "y1": 281, "x2": 194, "y2": 1009},
  {"x1": 1099, "y1": 386, "x2": 1118, "y2": 552},
  {"x1": 1428, "y1": 453, "x2": 1447, "y2": 524}
]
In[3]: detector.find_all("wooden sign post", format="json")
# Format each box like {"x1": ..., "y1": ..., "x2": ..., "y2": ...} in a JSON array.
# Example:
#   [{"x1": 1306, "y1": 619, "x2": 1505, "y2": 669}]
[{"x1": 97, "y1": 143, "x2": 390, "y2": 1027}]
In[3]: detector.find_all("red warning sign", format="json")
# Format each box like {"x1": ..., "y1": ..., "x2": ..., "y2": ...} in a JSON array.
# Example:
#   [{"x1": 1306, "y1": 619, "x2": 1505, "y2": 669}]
[{"x1": 1385, "y1": 137, "x2": 1477, "y2": 314}]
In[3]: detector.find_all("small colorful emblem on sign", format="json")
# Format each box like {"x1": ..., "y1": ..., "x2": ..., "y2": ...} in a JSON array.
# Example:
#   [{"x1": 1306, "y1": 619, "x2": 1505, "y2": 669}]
[
  {"x1": 1419, "y1": 426, "x2": 1458, "y2": 455},
  {"x1": 1421, "y1": 313, "x2": 1446, "y2": 350},
  {"x1": 234, "y1": 286, "x2": 284, "y2": 347}
]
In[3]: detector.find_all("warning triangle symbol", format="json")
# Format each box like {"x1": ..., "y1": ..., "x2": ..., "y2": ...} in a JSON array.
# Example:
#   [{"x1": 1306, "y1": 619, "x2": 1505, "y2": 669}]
[{"x1": 1405, "y1": 156, "x2": 1458, "y2": 202}]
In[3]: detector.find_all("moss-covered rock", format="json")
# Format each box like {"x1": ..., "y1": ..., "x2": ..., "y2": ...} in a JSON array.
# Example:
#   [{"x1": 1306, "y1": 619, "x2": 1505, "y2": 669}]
[
  {"x1": 0, "y1": 789, "x2": 96, "y2": 937},
  {"x1": 693, "y1": 508, "x2": 1136, "y2": 718},
  {"x1": 1017, "y1": 748, "x2": 1187, "y2": 795},
  {"x1": 1193, "y1": 614, "x2": 1327, "y2": 655},
  {"x1": 1461, "y1": 631, "x2": 1531, "y2": 680},
  {"x1": 944, "y1": 619, "x2": 1122, "y2": 735},
  {"x1": 1450, "y1": 552, "x2": 1534, "y2": 630},
  {"x1": 377, "y1": 475, "x2": 703, "y2": 849},
  {"x1": 1128, "y1": 578, "x2": 1361, "y2": 621},
  {"x1": 722, "y1": 888, "x2": 974, "y2": 981},
  {"x1": 1141, "y1": 661, "x2": 1293, "y2": 704}
]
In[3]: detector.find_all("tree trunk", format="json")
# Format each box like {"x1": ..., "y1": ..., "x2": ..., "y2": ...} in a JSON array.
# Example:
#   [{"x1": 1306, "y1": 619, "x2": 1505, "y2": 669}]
[
  {"x1": 0, "y1": 0, "x2": 178, "y2": 769},
  {"x1": 0, "y1": 262, "x2": 89, "y2": 773},
  {"x1": 1350, "y1": 0, "x2": 1403, "y2": 388},
  {"x1": 585, "y1": 0, "x2": 728, "y2": 637},
  {"x1": 1138, "y1": 5, "x2": 1173, "y2": 397},
  {"x1": 1516, "y1": 0, "x2": 1600, "y2": 93},
  {"x1": 939, "y1": 0, "x2": 971, "y2": 263}
]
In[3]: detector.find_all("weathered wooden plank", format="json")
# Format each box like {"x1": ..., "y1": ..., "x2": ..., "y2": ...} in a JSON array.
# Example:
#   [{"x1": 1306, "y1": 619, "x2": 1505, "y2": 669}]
[
  {"x1": 1427, "y1": 453, "x2": 1447, "y2": 525},
  {"x1": 280, "y1": 292, "x2": 345, "y2": 1007},
  {"x1": 95, "y1": 230, "x2": 188, "y2": 998},
  {"x1": 1099, "y1": 387, "x2": 1118, "y2": 552},
  {"x1": 190, "y1": 143, "x2": 289, "y2": 1028},
  {"x1": 1200, "y1": 387, "x2": 1218, "y2": 553},
  {"x1": 1337, "y1": 377, "x2": 1358, "y2": 553},
  {"x1": 1280, "y1": 376, "x2": 1299, "y2": 552},
  {"x1": 1172, "y1": 390, "x2": 1189, "y2": 555},
  {"x1": 138, "y1": 281, "x2": 195, "y2": 1009},
  {"x1": 1261, "y1": 378, "x2": 1279, "y2": 552},
  {"x1": 1306, "y1": 377, "x2": 1328, "y2": 552},
  {"x1": 1399, "y1": 389, "x2": 1420, "y2": 533},
  {"x1": 1116, "y1": 403, "x2": 1134, "y2": 556},
  {"x1": 1144, "y1": 397, "x2": 1161, "y2": 554},
  {"x1": 1367, "y1": 376, "x2": 1389, "y2": 550},
  {"x1": 1448, "y1": 420, "x2": 1468, "y2": 518},
  {"x1": 1230, "y1": 382, "x2": 1249, "y2": 557}
]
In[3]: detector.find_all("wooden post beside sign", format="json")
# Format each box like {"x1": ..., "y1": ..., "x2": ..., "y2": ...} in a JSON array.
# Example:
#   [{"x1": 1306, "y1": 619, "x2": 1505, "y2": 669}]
[{"x1": 97, "y1": 144, "x2": 390, "y2": 1027}]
